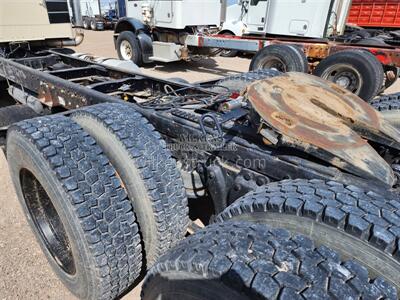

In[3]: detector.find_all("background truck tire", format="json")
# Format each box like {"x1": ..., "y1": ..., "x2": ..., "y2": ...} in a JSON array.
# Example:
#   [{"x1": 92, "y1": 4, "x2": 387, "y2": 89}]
[
  {"x1": 83, "y1": 18, "x2": 89, "y2": 30},
  {"x1": 249, "y1": 44, "x2": 309, "y2": 73},
  {"x1": 217, "y1": 179, "x2": 400, "y2": 292},
  {"x1": 90, "y1": 18, "x2": 97, "y2": 31},
  {"x1": 72, "y1": 103, "x2": 189, "y2": 268},
  {"x1": 6, "y1": 116, "x2": 142, "y2": 300},
  {"x1": 0, "y1": 105, "x2": 39, "y2": 148},
  {"x1": 288, "y1": 44, "x2": 309, "y2": 72},
  {"x1": 313, "y1": 49, "x2": 384, "y2": 102},
  {"x1": 142, "y1": 221, "x2": 397, "y2": 300},
  {"x1": 219, "y1": 32, "x2": 239, "y2": 58},
  {"x1": 210, "y1": 69, "x2": 282, "y2": 94},
  {"x1": 117, "y1": 31, "x2": 143, "y2": 66}
]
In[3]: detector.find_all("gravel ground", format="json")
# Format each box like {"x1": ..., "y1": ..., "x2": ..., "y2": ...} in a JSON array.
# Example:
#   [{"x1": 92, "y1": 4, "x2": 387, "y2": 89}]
[{"x1": 1, "y1": 29, "x2": 400, "y2": 300}]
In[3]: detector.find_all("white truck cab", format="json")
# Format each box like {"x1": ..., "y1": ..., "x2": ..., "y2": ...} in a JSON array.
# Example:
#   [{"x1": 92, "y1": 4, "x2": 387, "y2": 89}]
[
  {"x1": 125, "y1": 0, "x2": 222, "y2": 29},
  {"x1": 222, "y1": 0, "x2": 352, "y2": 38}
]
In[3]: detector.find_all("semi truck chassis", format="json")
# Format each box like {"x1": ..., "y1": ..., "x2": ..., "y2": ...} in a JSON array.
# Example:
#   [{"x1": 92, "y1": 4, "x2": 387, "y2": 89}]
[
  {"x1": 1, "y1": 50, "x2": 397, "y2": 198},
  {"x1": 192, "y1": 33, "x2": 400, "y2": 69},
  {"x1": 113, "y1": 19, "x2": 400, "y2": 101},
  {"x1": 2, "y1": 50, "x2": 400, "y2": 299}
]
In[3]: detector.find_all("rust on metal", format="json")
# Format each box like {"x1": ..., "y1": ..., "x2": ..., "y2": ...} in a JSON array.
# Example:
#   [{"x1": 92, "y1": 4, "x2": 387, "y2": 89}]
[
  {"x1": 268, "y1": 39, "x2": 400, "y2": 67},
  {"x1": 38, "y1": 81, "x2": 87, "y2": 109},
  {"x1": 246, "y1": 72, "x2": 400, "y2": 185}
]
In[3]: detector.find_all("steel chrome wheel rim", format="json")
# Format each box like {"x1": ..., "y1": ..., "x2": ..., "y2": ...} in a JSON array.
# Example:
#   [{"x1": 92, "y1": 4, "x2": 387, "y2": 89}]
[
  {"x1": 321, "y1": 64, "x2": 363, "y2": 94},
  {"x1": 120, "y1": 40, "x2": 133, "y2": 60}
]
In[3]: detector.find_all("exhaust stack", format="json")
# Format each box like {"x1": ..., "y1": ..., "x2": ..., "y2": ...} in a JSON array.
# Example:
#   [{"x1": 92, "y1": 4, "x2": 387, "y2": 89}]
[
  {"x1": 220, "y1": 0, "x2": 228, "y2": 24},
  {"x1": 69, "y1": 0, "x2": 83, "y2": 27},
  {"x1": 45, "y1": 32, "x2": 85, "y2": 47}
]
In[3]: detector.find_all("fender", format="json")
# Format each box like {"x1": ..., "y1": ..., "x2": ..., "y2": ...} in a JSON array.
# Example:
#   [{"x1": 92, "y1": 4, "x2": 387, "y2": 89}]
[
  {"x1": 113, "y1": 17, "x2": 153, "y2": 62},
  {"x1": 137, "y1": 32, "x2": 154, "y2": 64},
  {"x1": 114, "y1": 17, "x2": 150, "y2": 35}
]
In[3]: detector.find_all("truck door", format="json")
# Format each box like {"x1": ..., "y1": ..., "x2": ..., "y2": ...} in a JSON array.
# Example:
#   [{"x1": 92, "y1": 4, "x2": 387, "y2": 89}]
[
  {"x1": 126, "y1": 0, "x2": 172, "y2": 24},
  {"x1": 126, "y1": 0, "x2": 145, "y2": 20},
  {"x1": 153, "y1": 0, "x2": 172, "y2": 24},
  {"x1": 246, "y1": 0, "x2": 268, "y2": 33}
]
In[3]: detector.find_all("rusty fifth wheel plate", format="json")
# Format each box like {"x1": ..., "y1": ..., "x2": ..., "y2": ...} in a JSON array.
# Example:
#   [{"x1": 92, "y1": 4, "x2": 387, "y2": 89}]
[{"x1": 246, "y1": 72, "x2": 400, "y2": 186}]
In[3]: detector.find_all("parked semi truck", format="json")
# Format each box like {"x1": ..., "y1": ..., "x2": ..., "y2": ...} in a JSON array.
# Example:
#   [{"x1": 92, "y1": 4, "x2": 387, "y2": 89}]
[
  {"x1": 113, "y1": 0, "x2": 400, "y2": 101},
  {"x1": 3, "y1": 0, "x2": 400, "y2": 299},
  {"x1": 68, "y1": 0, "x2": 118, "y2": 30}
]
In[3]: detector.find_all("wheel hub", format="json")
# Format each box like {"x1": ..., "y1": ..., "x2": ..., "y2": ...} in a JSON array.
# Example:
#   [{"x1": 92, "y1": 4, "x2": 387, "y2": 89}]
[
  {"x1": 261, "y1": 57, "x2": 286, "y2": 72},
  {"x1": 335, "y1": 76, "x2": 351, "y2": 88},
  {"x1": 21, "y1": 169, "x2": 76, "y2": 275},
  {"x1": 120, "y1": 40, "x2": 133, "y2": 60},
  {"x1": 321, "y1": 64, "x2": 362, "y2": 94}
]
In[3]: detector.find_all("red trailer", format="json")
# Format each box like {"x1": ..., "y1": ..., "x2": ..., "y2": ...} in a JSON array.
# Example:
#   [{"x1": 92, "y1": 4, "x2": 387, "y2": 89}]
[{"x1": 348, "y1": 0, "x2": 400, "y2": 28}]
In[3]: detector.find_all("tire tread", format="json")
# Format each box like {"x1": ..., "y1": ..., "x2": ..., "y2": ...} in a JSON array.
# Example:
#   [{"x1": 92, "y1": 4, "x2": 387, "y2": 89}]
[
  {"x1": 142, "y1": 221, "x2": 397, "y2": 299},
  {"x1": 8, "y1": 115, "x2": 142, "y2": 300}
]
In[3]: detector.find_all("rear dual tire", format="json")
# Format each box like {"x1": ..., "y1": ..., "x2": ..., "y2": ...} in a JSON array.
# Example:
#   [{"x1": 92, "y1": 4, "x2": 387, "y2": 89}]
[
  {"x1": 251, "y1": 46, "x2": 384, "y2": 101},
  {"x1": 219, "y1": 32, "x2": 239, "y2": 58},
  {"x1": 217, "y1": 179, "x2": 400, "y2": 292},
  {"x1": 249, "y1": 44, "x2": 309, "y2": 73},
  {"x1": 83, "y1": 18, "x2": 89, "y2": 30},
  {"x1": 142, "y1": 221, "x2": 398, "y2": 300},
  {"x1": 7, "y1": 104, "x2": 189, "y2": 299},
  {"x1": 90, "y1": 19, "x2": 97, "y2": 31},
  {"x1": 313, "y1": 49, "x2": 384, "y2": 101},
  {"x1": 71, "y1": 103, "x2": 189, "y2": 268},
  {"x1": 7, "y1": 116, "x2": 142, "y2": 300},
  {"x1": 371, "y1": 95, "x2": 400, "y2": 129}
]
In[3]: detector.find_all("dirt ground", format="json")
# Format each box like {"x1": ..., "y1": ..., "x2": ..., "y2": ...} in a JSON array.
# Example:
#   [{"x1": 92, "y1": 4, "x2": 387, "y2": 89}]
[{"x1": 1, "y1": 29, "x2": 400, "y2": 300}]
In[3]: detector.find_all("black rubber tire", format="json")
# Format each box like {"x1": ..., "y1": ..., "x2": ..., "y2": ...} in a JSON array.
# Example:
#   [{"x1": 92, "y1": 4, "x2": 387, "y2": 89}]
[
  {"x1": 0, "y1": 105, "x2": 39, "y2": 127},
  {"x1": 142, "y1": 221, "x2": 397, "y2": 300},
  {"x1": 217, "y1": 179, "x2": 400, "y2": 292},
  {"x1": 83, "y1": 18, "x2": 89, "y2": 30},
  {"x1": 371, "y1": 95, "x2": 400, "y2": 129},
  {"x1": 71, "y1": 103, "x2": 188, "y2": 268},
  {"x1": 219, "y1": 33, "x2": 239, "y2": 58},
  {"x1": 356, "y1": 49, "x2": 387, "y2": 95},
  {"x1": 210, "y1": 69, "x2": 282, "y2": 94},
  {"x1": 116, "y1": 31, "x2": 143, "y2": 66},
  {"x1": 288, "y1": 44, "x2": 309, "y2": 73},
  {"x1": 90, "y1": 18, "x2": 97, "y2": 31},
  {"x1": 372, "y1": 93, "x2": 400, "y2": 108},
  {"x1": 249, "y1": 44, "x2": 308, "y2": 73},
  {"x1": 6, "y1": 116, "x2": 142, "y2": 300},
  {"x1": 313, "y1": 49, "x2": 384, "y2": 101},
  {"x1": 0, "y1": 105, "x2": 39, "y2": 147},
  {"x1": 356, "y1": 37, "x2": 388, "y2": 46}
]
